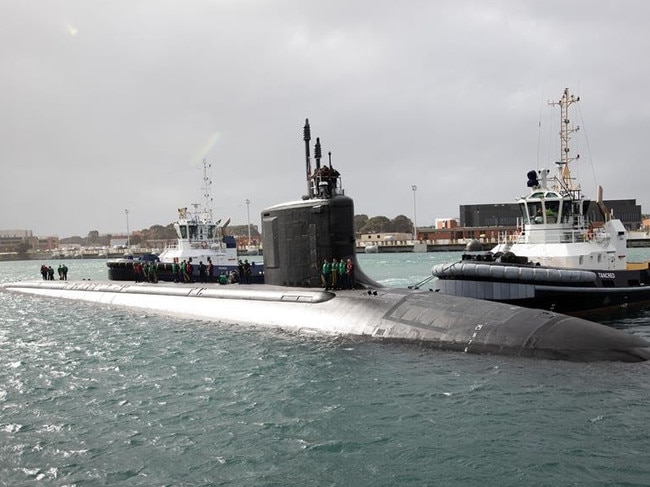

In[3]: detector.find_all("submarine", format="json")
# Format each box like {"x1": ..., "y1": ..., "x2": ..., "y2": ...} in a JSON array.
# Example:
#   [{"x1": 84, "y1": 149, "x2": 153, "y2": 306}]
[{"x1": 4, "y1": 119, "x2": 650, "y2": 362}]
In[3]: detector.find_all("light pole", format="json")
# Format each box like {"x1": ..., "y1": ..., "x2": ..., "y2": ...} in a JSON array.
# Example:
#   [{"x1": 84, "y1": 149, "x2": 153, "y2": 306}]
[
  {"x1": 411, "y1": 185, "x2": 417, "y2": 241},
  {"x1": 125, "y1": 209, "x2": 131, "y2": 249},
  {"x1": 245, "y1": 199, "x2": 251, "y2": 247}
]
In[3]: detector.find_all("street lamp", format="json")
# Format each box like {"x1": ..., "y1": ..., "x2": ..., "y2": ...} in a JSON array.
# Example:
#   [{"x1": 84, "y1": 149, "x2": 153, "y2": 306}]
[
  {"x1": 245, "y1": 199, "x2": 251, "y2": 247},
  {"x1": 125, "y1": 209, "x2": 131, "y2": 248},
  {"x1": 411, "y1": 185, "x2": 418, "y2": 241}
]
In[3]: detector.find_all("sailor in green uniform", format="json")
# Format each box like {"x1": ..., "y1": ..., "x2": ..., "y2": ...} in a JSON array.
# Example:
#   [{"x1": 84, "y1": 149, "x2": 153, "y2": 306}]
[{"x1": 321, "y1": 259, "x2": 332, "y2": 289}]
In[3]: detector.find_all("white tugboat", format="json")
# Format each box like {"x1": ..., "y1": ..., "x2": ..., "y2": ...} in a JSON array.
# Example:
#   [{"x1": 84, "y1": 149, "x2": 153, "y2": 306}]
[
  {"x1": 433, "y1": 88, "x2": 650, "y2": 318},
  {"x1": 108, "y1": 160, "x2": 263, "y2": 283},
  {"x1": 157, "y1": 159, "x2": 238, "y2": 267}
]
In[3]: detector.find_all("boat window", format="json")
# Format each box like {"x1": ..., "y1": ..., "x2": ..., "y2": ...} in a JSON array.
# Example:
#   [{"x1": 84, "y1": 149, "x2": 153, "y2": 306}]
[
  {"x1": 544, "y1": 201, "x2": 560, "y2": 223},
  {"x1": 207, "y1": 226, "x2": 216, "y2": 239},
  {"x1": 518, "y1": 203, "x2": 528, "y2": 223},
  {"x1": 529, "y1": 202, "x2": 543, "y2": 224},
  {"x1": 530, "y1": 192, "x2": 545, "y2": 199},
  {"x1": 546, "y1": 192, "x2": 560, "y2": 198},
  {"x1": 559, "y1": 201, "x2": 571, "y2": 223},
  {"x1": 189, "y1": 225, "x2": 197, "y2": 240},
  {"x1": 178, "y1": 225, "x2": 188, "y2": 239}
]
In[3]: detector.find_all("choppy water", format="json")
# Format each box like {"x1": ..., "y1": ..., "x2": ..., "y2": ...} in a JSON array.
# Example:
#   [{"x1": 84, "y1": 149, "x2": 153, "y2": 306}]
[{"x1": 2, "y1": 253, "x2": 650, "y2": 486}]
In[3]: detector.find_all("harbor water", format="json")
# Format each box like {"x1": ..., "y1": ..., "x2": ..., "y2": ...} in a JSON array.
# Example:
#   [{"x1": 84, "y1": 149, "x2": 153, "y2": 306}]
[{"x1": 2, "y1": 251, "x2": 650, "y2": 486}]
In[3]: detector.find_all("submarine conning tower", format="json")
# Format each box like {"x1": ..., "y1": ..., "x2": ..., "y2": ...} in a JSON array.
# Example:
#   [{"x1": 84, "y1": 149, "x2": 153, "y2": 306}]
[{"x1": 261, "y1": 119, "x2": 380, "y2": 288}]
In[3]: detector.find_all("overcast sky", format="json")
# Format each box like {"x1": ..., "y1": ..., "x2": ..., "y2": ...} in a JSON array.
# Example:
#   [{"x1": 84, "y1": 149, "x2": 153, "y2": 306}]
[{"x1": 2, "y1": 0, "x2": 649, "y2": 237}]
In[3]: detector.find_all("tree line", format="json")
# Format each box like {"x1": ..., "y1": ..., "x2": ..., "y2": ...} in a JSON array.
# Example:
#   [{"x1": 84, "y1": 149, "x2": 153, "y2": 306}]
[{"x1": 354, "y1": 214, "x2": 414, "y2": 234}]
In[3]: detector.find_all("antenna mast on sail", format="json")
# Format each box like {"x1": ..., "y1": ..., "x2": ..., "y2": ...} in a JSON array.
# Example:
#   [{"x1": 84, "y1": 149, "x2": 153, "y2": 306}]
[
  {"x1": 549, "y1": 88, "x2": 581, "y2": 193},
  {"x1": 303, "y1": 119, "x2": 312, "y2": 198}
]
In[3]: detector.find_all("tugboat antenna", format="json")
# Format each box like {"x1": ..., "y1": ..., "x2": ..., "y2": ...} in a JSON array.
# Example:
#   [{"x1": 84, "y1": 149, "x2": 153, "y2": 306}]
[
  {"x1": 549, "y1": 88, "x2": 581, "y2": 193},
  {"x1": 201, "y1": 158, "x2": 213, "y2": 222}
]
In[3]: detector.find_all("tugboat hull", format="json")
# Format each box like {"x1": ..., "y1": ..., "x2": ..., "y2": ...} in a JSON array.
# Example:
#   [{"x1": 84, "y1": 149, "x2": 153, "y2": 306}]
[
  {"x1": 106, "y1": 260, "x2": 264, "y2": 284},
  {"x1": 433, "y1": 262, "x2": 650, "y2": 317}
]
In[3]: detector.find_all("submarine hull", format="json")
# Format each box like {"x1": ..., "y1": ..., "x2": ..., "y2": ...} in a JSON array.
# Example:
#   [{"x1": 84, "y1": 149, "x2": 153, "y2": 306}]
[{"x1": 4, "y1": 280, "x2": 649, "y2": 362}]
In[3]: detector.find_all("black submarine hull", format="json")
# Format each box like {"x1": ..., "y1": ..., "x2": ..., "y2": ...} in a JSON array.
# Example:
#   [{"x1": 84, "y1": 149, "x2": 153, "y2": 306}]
[{"x1": 3, "y1": 280, "x2": 649, "y2": 362}]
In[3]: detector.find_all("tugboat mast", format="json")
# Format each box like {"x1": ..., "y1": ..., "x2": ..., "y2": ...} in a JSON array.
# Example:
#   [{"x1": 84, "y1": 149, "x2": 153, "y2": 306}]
[
  {"x1": 549, "y1": 88, "x2": 581, "y2": 193},
  {"x1": 201, "y1": 158, "x2": 213, "y2": 222}
]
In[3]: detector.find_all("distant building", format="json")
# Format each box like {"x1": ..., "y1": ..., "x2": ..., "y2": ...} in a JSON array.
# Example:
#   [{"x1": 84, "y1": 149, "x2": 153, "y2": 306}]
[
  {"x1": 358, "y1": 233, "x2": 412, "y2": 244},
  {"x1": 110, "y1": 237, "x2": 128, "y2": 248},
  {"x1": 0, "y1": 229, "x2": 33, "y2": 239},
  {"x1": 35, "y1": 236, "x2": 60, "y2": 251},
  {"x1": 0, "y1": 229, "x2": 39, "y2": 253},
  {"x1": 415, "y1": 225, "x2": 501, "y2": 244},
  {"x1": 642, "y1": 217, "x2": 650, "y2": 230},
  {"x1": 435, "y1": 218, "x2": 458, "y2": 229}
]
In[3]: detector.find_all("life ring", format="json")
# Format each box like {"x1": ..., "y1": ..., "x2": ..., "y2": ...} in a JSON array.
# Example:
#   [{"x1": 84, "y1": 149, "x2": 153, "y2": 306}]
[{"x1": 200, "y1": 241, "x2": 208, "y2": 249}]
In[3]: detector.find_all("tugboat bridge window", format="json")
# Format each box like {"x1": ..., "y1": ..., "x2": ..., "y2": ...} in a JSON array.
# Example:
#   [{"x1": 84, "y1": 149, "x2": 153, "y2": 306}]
[
  {"x1": 544, "y1": 200, "x2": 560, "y2": 223},
  {"x1": 524, "y1": 201, "x2": 544, "y2": 224}
]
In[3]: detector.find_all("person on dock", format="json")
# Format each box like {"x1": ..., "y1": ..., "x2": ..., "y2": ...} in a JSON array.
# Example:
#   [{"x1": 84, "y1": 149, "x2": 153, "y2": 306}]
[
  {"x1": 243, "y1": 260, "x2": 251, "y2": 284},
  {"x1": 345, "y1": 258, "x2": 355, "y2": 289},
  {"x1": 330, "y1": 258, "x2": 339, "y2": 290},
  {"x1": 183, "y1": 259, "x2": 193, "y2": 283},
  {"x1": 321, "y1": 259, "x2": 332, "y2": 290},
  {"x1": 337, "y1": 258, "x2": 347, "y2": 290},
  {"x1": 134, "y1": 262, "x2": 143, "y2": 283},
  {"x1": 199, "y1": 261, "x2": 207, "y2": 283},
  {"x1": 207, "y1": 257, "x2": 214, "y2": 280}
]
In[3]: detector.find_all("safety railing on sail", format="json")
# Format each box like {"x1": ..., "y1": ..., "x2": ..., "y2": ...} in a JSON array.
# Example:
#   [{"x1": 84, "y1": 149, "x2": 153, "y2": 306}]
[{"x1": 311, "y1": 174, "x2": 344, "y2": 198}]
